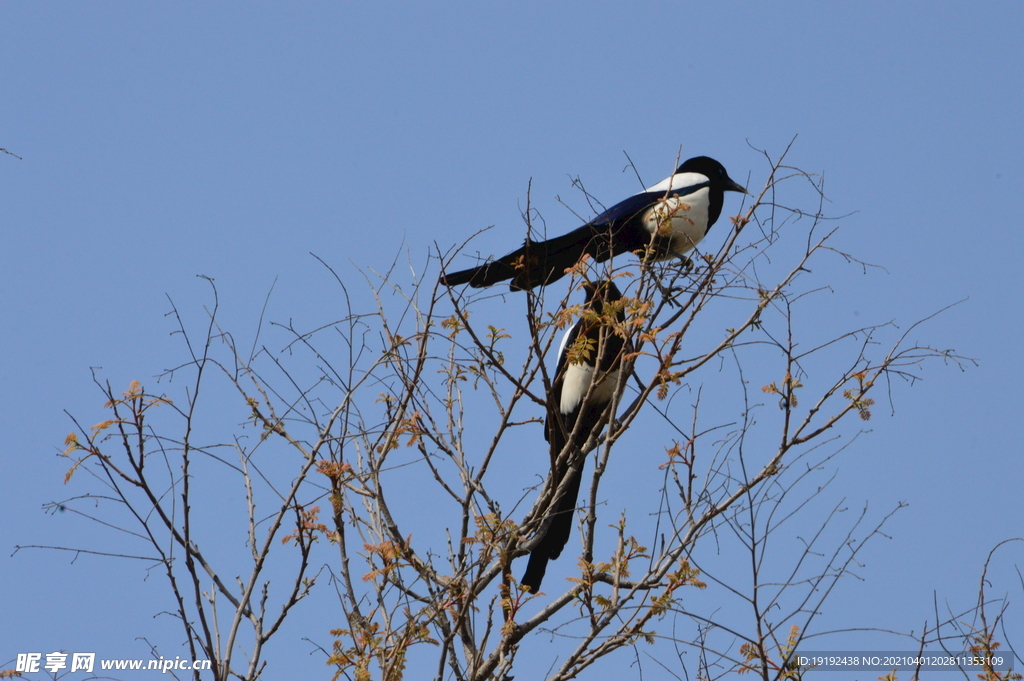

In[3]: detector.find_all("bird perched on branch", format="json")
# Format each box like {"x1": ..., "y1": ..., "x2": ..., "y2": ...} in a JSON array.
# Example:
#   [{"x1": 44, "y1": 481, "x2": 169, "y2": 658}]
[
  {"x1": 440, "y1": 156, "x2": 747, "y2": 291},
  {"x1": 521, "y1": 279, "x2": 629, "y2": 593}
]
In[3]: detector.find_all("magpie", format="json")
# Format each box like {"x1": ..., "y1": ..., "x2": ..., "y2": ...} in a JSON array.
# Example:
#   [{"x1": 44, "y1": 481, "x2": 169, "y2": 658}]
[
  {"x1": 440, "y1": 156, "x2": 747, "y2": 291},
  {"x1": 521, "y1": 279, "x2": 629, "y2": 593}
]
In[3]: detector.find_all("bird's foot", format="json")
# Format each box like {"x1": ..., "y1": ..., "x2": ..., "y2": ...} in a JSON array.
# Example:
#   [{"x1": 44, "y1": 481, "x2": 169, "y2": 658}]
[
  {"x1": 667, "y1": 251, "x2": 695, "y2": 273},
  {"x1": 653, "y1": 276, "x2": 686, "y2": 306},
  {"x1": 657, "y1": 251, "x2": 702, "y2": 304}
]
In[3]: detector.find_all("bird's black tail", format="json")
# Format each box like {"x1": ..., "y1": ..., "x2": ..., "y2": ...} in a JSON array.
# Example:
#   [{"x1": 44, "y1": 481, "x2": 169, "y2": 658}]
[
  {"x1": 440, "y1": 223, "x2": 618, "y2": 291},
  {"x1": 438, "y1": 253, "x2": 521, "y2": 288},
  {"x1": 520, "y1": 463, "x2": 584, "y2": 593}
]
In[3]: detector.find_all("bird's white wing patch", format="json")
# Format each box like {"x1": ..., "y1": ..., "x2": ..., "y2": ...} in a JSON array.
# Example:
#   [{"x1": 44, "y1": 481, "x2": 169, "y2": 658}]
[
  {"x1": 643, "y1": 171, "x2": 709, "y2": 195},
  {"x1": 556, "y1": 325, "x2": 572, "y2": 362}
]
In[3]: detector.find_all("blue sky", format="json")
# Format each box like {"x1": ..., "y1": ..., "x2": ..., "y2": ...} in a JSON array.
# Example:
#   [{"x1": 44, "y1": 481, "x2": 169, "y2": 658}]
[{"x1": 2, "y1": 3, "x2": 1023, "y2": 679}]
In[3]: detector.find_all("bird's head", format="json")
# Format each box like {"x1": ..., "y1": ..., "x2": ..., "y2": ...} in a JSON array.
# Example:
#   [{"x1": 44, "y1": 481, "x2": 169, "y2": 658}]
[{"x1": 676, "y1": 156, "x2": 748, "y2": 194}]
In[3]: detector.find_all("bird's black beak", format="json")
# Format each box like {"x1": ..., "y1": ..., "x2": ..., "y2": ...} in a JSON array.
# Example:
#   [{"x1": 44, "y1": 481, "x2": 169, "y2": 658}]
[{"x1": 726, "y1": 178, "x2": 748, "y2": 194}]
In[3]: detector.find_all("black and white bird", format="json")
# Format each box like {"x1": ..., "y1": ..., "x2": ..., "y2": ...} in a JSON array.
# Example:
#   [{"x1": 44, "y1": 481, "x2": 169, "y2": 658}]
[
  {"x1": 521, "y1": 279, "x2": 629, "y2": 593},
  {"x1": 440, "y1": 156, "x2": 747, "y2": 291}
]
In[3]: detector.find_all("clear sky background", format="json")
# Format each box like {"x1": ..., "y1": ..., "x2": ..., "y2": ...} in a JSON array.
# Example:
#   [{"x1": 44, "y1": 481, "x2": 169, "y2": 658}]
[{"x1": 2, "y1": 3, "x2": 1023, "y2": 680}]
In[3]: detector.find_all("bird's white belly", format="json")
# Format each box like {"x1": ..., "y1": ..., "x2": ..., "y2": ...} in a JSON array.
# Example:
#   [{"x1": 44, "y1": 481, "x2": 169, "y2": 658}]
[
  {"x1": 641, "y1": 187, "x2": 710, "y2": 256},
  {"x1": 560, "y1": 363, "x2": 620, "y2": 415}
]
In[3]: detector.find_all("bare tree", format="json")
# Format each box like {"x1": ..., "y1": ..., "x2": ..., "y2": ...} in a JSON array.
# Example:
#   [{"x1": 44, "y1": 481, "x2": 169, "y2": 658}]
[{"x1": 24, "y1": 145, "x2": 979, "y2": 680}]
